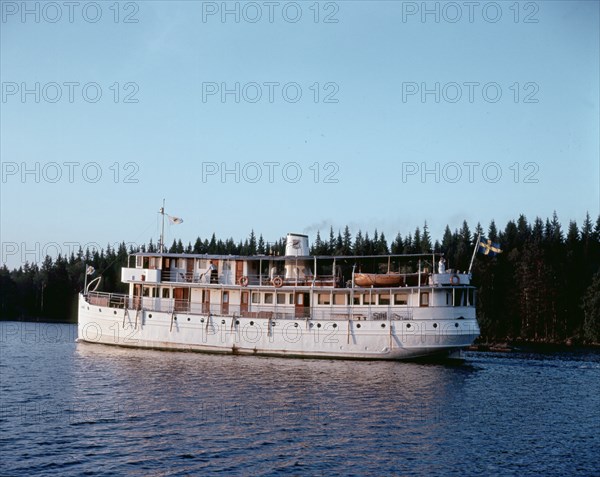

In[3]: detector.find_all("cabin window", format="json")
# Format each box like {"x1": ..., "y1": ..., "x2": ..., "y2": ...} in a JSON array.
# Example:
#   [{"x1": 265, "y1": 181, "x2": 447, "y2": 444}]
[
  {"x1": 136, "y1": 256, "x2": 142, "y2": 267},
  {"x1": 152, "y1": 288, "x2": 158, "y2": 298},
  {"x1": 223, "y1": 291, "x2": 229, "y2": 303},
  {"x1": 143, "y1": 287, "x2": 150, "y2": 297},
  {"x1": 353, "y1": 295, "x2": 361, "y2": 305},
  {"x1": 394, "y1": 293, "x2": 408, "y2": 305},
  {"x1": 379, "y1": 294, "x2": 390, "y2": 305},
  {"x1": 446, "y1": 292, "x2": 451, "y2": 305},
  {"x1": 264, "y1": 293, "x2": 274, "y2": 304},
  {"x1": 162, "y1": 288, "x2": 170, "y2": 299},
  {"x1": 223, "y1": 262, "x2": 231, "y2": 271},
  {"x1": 318, "y1": 293, "x2": 331, "y2": 305},
  {"x1": 149, "y1": 257, "x2": 156, "y2": 269},
  {"x1": 289, "y1": 294, "x2": 294, "y2": 305},
  {"x1": 333, "y1": 294, "x2": 346, "y2": 306},
  {"x1": 277, "y1": 293, "x2": 286, "y2": 305},
  {"x1": 143, "y1": 257, "x2": 149, "y2": 268},
  {"x1": 363, "y1": 293, "x2": 375, "y2": 305},
  {"x1": 420, "y1": 292, "x2": 429, "y2": 307},
  {"x1": 252, "y1": 293, "x2": 260, "y2": 304}
]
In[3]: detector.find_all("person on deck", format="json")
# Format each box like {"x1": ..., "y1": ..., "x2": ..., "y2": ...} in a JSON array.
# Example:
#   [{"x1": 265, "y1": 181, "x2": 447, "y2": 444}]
[
  {"x1": 438, "y1": 258, "x2": 446, "y2": 274},
  {"x1": 209, "y1": 261, "x2": 218, "y2": 283}
]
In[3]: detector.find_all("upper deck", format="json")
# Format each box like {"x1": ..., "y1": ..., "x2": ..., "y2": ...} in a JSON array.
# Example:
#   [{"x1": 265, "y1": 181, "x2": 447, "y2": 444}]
[{"x1": 121, "y1": 250, "x2": 472, "y2": 290}]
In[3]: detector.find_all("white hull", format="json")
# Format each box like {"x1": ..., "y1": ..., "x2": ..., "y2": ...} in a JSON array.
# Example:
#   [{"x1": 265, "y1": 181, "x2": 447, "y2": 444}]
[{"x1": 77, "y1": 294, "x2": 479, "y2": 360}]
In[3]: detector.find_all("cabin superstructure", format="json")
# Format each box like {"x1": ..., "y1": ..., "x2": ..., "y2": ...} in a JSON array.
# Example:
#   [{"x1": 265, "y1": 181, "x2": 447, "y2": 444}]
[{"x1": 79, "y1": 233, "x2": 480, "y2": 360}]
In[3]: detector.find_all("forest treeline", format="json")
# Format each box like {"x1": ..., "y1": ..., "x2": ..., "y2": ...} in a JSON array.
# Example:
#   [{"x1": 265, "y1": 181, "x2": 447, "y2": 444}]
[{"x1": 1, "y1": 212, "x2": 599, "y2": 345}]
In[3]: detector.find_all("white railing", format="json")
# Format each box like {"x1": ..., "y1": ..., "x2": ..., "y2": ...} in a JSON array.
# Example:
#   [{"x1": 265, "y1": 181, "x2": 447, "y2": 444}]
[
  {"x1": 158, "y1": 271, "x2": 337, "y2": 287},
  {"x1": 84, "y1": 292, "x2": 423, "y2": 321}
]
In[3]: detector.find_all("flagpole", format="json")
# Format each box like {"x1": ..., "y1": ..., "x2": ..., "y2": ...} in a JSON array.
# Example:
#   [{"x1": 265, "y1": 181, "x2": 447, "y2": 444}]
[
  {"x1": 468, "y1": 233, "x2": 481, "y2": 274},
  {"x1": 160, "y1": 198, "x2": 166, "y2": 253},
  {"x1": 84, "y1": 263, "x2": 88, "y2": 294}
]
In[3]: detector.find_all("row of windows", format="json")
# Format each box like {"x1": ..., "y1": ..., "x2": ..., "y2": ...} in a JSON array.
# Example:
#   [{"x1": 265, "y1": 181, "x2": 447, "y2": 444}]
[
  {"x1": 143, "y1": 289, "x2": 411, "y2": 306},
  {"x1": 144, "y1": 288, "x2": 473, "y2": 307},
  {"x1": 317, "y1": 293, "x2": 409, "y2": 306},
  {"x1": 251, "y1": 293, "x2": 294, "y2": 305}
]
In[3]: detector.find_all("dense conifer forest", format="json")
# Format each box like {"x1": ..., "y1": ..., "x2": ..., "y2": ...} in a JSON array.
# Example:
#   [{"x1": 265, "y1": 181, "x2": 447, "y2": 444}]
[{"x1": 1, "y1": 212, "x2": 599, "y2": 345}]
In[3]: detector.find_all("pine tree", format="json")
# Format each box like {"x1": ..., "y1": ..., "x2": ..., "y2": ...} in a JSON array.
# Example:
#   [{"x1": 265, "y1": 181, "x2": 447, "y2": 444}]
[
  {"x1": 342, "y1": 226, "x2": 352, "y2": 255},
  {"x1": 583, "y1": 272, "x2": 600, "y2": 343},
  {"x1": 257, "y1": 235, "x2": 265, "y2": 254},
  {"x1": 391, "y1": 233, "x2": 403, "y2": 254},
  {"x1": 421, "y1": 222, "x2": 432, "y2": 253}
]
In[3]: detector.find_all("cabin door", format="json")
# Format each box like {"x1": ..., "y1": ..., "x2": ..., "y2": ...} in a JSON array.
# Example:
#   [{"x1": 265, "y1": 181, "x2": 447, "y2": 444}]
[
  {"x1": 133, "y1": 284, "x2": 141, "y2": 309},
  {"x1": 295, "y1": 292, "x2": 310, "y2": 318},
  {"x1": 186, "y1": 259, "x2": 194, "y2": 282},
  {"x1": 161, "y1": 258, "x2": 170, "y2": 281},
  {"x1": 202, "y1": 289, "x2": 211, "y2": 314},
  {"x1": 240, "y1": 291, "x2": 249, "y2": 316},
  {"x1": 221, "y1": 291, "x2": 229, "y2": 315},
  {"x1": 235, "y1": 261, "x2": 244, "y2": 285},
  {"x1": 174, "y1": 288, "x2": 189, "y2": 312}
]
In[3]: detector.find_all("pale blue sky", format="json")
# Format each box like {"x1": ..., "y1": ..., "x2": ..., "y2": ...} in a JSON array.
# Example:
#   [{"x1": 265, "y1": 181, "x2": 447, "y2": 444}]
[{"x1": 1, "y1": 1, "x2": 599, "y2": 267}]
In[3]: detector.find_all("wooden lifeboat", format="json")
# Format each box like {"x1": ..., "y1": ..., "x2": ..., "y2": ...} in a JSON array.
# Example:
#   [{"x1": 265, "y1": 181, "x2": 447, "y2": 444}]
[
  {"x1": 354, "y1": 272, "x2": 429, "y2": 287},
  {"x1": 354, "y1": 273, "x2": 404, "y2": 287}
]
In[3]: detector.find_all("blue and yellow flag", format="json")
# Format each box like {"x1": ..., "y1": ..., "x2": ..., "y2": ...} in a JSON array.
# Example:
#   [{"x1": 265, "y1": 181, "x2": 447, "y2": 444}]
[{"x1": 478, "y1": 237, "x2": 502, "y2": 256}]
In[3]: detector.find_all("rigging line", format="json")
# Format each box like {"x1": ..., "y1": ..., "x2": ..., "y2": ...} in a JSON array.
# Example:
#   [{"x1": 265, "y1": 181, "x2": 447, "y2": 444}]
[{"x1": 91, "y1": 218, "x2": 157, "y2": 278}]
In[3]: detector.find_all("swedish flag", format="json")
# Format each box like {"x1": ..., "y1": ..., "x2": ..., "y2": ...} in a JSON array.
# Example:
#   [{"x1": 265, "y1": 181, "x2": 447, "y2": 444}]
[{"x1": 478, "y1": 237, "x2": 502, "y2": 256}]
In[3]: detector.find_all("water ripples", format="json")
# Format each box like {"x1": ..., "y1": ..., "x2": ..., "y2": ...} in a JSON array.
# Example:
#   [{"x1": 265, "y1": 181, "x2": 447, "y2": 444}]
[{"x1": 1, "y1": 323, "x2": 599, "y2": 476}]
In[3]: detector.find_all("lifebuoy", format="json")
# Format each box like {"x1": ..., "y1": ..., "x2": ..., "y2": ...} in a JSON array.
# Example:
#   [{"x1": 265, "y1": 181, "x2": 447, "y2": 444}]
[
  {"x1": 450, "y1": 275, "x2": 460, "y2": 285},
  {"x1": 239, "y1": 276, "x2": 249, "y2": 287},
  {"x1": 272, "y1": 276, "x2": 283, "y2": 288}
]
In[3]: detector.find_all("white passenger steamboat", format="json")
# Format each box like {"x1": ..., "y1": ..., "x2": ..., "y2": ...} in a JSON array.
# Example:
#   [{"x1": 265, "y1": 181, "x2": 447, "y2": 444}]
[{"x1": 78, "y1": 226, "x2": 480, "y2": 360}]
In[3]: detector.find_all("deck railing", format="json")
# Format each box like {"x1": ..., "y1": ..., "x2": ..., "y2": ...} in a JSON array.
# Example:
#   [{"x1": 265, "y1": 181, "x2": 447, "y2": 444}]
[
  {"x1": 158, "y1": 271, "x2": 337, "y2": 287},
  {"x1": 85, "y1": 291, "x2": 420, "y2": 321}
]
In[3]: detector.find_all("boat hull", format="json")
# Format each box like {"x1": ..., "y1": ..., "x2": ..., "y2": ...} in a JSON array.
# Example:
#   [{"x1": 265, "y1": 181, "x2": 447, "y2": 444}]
[{"x1": 77, "y1": 295, "x2": 479, "y2": 360}]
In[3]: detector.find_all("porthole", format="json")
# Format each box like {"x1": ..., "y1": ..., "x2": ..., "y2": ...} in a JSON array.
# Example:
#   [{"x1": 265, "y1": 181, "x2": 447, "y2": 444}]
[
  {"x1": 356, "y1": 324, "x2": 361, "y2": 329},
  {"x1": 433, "y1": 323, "x2": 438, "y2": 328},
  {"x1": 200, "y1": 318, "x2": 205, "y2": 323},
  {"x1": 235, "y1": 320, "x2": 240, "y2": 325},
  {"x1": 333, "y1": 324, "x2": 337, "y2": 328},
  {"x1": 381, "y1": 323, "x2": 386, "y2": 328},
  {"x1": 455, "y1": 323, "x2": 459, "y2": 328},
  {"x1": 221, "y1": 320, "x2": 225, "y2": 325},
  {"x1": 250, "y1": 321, "x2": 254, "y2": 326},
  {"x1": 149, "y1": 314, "x2": 153, "y2": 318},
  {"x1": 294, "y1": 323, "x2": 298, "y2": 328},
  {"x1": 187, "y1": 317, "x2": 191, "y2": 322},
  {"x1": 113, "y1": 311, "x2": 117, "y2": 315},
  {"x1": 309, "y1": 323, "x2": 314, "y2": 328},
  {"x1": 317, "y1": 323, "x2": 322, "y2": 328},
  {"x1": 174, "y1": 317, "x2": 177, "y2": 321},
  {"x1": 99, "y1": 308, "x2": 102, "y2": 312},
  {"x1": 406, "y1": 323, "x2": 411, "y2": 328}
]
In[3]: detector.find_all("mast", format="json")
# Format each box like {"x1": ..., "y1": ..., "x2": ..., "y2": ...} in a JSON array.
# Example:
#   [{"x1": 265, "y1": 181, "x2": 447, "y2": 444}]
[
  {"x1": 468, "y1": 233, "x2": 481, "y2": 274},
  {"x1": 159, "y1": 198, "x2": 166, "y2": 253}
]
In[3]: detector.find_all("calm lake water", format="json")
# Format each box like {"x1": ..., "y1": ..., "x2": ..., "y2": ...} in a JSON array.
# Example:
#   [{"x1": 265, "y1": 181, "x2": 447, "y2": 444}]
[{"x1": 1, "y1": 322, "x2": 599, "y2": 476}]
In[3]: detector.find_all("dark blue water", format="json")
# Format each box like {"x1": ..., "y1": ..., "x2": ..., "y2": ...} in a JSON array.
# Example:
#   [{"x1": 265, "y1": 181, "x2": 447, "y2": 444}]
[{"x1": 1, "y1": 322, "x2": 599, "y2": 476}]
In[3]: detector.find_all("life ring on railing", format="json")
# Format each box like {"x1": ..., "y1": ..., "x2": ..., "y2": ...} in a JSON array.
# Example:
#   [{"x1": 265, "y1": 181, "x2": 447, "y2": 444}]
[
  {"x1": 239, "y1": 276, "x2": 249, "y2": 287},
  {"x1": 450, "y1": 275, "x2": 460, "y2": 285},
  {"x1": 272, "y1": 276, "x2": 283, "y2": 288}
]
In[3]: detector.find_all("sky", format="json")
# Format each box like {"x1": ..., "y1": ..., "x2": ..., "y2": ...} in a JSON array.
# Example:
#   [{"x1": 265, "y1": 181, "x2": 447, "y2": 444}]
[{"x1": 1, "y1": 0, "x2": 599, "y2": 268}]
